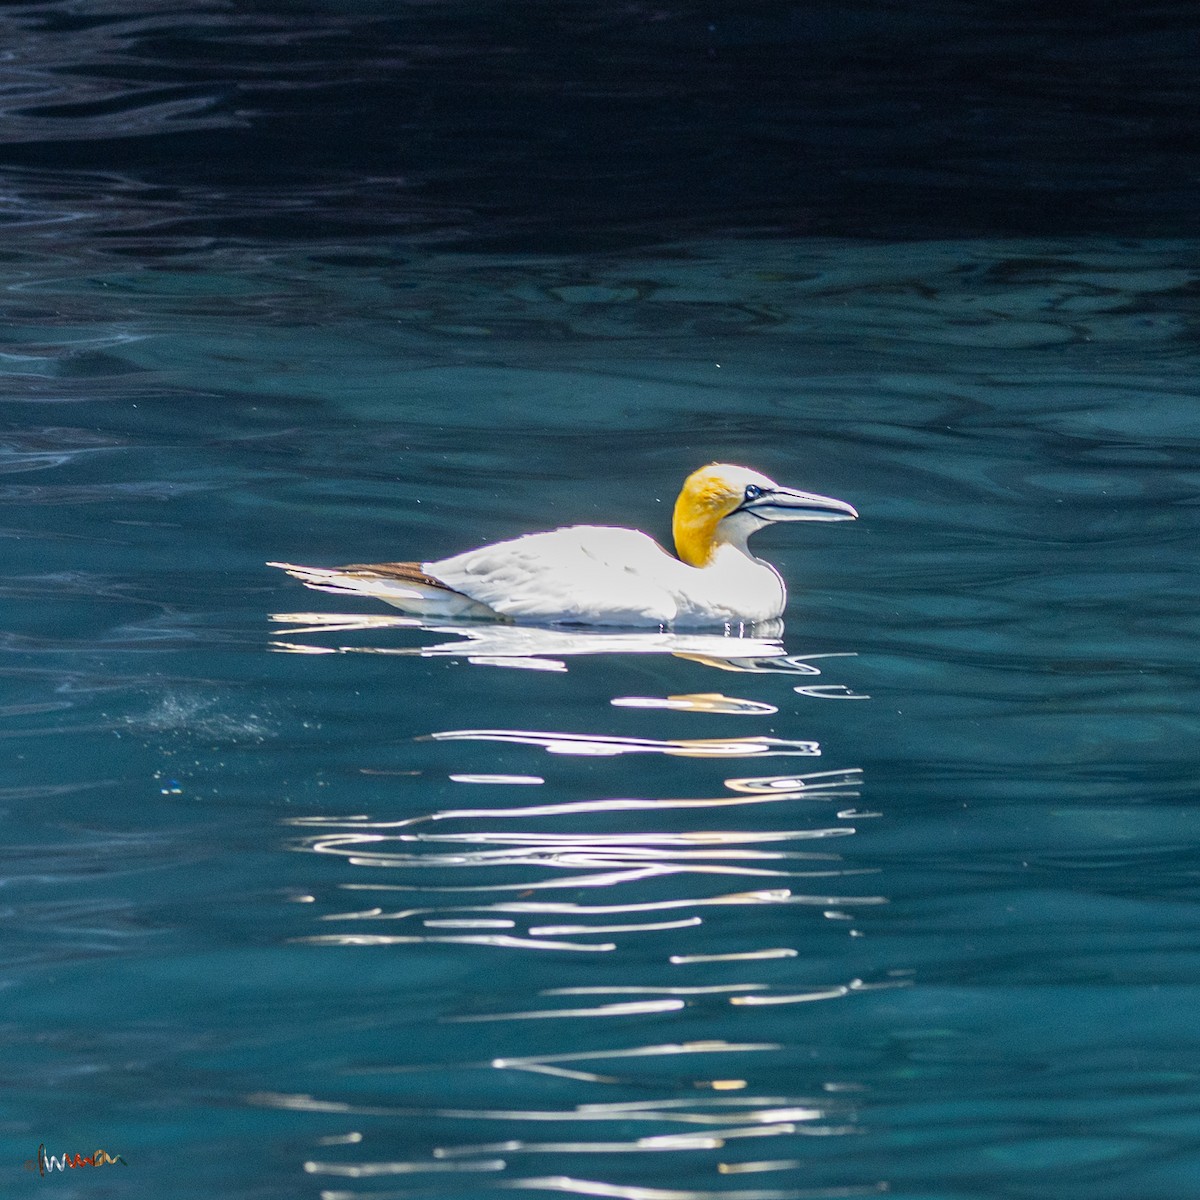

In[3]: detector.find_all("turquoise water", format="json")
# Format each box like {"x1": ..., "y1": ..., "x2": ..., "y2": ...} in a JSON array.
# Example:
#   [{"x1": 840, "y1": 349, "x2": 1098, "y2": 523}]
[
  {"x1": 5, "y1": 229, "x2": 1198, "y2": 1198},
  {"x1": 4, "y1": 3, "x2": 1200, "y2": 1197}
]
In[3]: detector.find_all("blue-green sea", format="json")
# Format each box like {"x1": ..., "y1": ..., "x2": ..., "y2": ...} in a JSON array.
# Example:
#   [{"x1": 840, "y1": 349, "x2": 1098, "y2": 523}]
[{"x1": 3, "y1": 4, "x2": 1200, "y2": 1199}]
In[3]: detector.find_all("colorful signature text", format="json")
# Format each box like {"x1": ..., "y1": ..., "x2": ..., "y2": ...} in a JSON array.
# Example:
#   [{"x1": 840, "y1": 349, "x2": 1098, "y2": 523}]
[{"x1": 24, "y1": 1144, "x2": 128, "y2": 1176}]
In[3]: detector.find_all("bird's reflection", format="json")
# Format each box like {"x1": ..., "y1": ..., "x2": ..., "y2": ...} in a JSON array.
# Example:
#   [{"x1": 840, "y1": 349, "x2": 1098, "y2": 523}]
[
  {"x1": 269, "y1": 611, "x2": 863, "y2": 688},
  {"x1": 274, "y1": 608, "x2": 895, "y2": 1196}
]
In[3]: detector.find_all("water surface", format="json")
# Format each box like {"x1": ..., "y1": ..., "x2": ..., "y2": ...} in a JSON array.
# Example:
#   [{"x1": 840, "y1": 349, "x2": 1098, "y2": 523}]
[{"x1": 3, "y1": 5, "x2": 1200, "y2": 1199}]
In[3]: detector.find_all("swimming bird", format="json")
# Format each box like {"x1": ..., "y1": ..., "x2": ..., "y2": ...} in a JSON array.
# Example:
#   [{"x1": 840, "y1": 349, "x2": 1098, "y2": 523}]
[{"x1": 269, "y1": 463, "x2": 856, "y2": 628}]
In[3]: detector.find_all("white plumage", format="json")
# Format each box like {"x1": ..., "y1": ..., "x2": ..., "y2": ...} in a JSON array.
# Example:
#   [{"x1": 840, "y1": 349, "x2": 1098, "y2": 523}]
[{"x1": 270, "y1": 463, "x2": 856, "y2": 628}]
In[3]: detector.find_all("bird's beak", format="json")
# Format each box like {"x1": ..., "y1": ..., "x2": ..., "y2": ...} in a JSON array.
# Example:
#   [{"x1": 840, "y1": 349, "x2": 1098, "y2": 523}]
[{"x1": 739, "y1": 487, "x2": 858, "y2": 523}]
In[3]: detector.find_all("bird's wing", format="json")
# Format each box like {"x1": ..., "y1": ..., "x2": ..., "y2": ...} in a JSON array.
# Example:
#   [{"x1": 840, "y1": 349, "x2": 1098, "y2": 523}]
[
  {"x1": 268, "y1": 561, "x2": 498, "y2": 618},
  {"x1": 338, "y1": 561, "x2": 453, "y2": 591},
  {"x1": 429, "y1": 526, "x2": 686, "y2": 625}
]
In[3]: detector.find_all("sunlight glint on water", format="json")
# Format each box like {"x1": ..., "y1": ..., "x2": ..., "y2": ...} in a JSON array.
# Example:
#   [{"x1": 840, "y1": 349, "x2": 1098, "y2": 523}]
[{"x1": 2, "y1": 227, "x2": 1198, "y2": 1200}]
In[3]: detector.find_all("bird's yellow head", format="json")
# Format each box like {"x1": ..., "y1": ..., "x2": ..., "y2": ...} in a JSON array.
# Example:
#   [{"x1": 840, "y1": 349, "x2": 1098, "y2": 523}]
[
  {"x1": 672, "y1": 463, "x2": 858, "y2": 567},
  {"x1": 673, "y1": 464, "x2": 764, "y2": 566}
]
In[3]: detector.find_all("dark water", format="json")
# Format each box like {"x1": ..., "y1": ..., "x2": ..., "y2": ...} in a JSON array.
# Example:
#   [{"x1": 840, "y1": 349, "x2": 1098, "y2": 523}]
[{"x1": 3, "y1": 4, "x2": 1200, "y2": 1199}]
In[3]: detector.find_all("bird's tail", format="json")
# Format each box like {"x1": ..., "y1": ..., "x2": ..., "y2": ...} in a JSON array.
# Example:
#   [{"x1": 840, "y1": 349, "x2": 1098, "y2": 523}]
[{"x1": 267, "y1": 561, "x2": 498, "y2": 619}]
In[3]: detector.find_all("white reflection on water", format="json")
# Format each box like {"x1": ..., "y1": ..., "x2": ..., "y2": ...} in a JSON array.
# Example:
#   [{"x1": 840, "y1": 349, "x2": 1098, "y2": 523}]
[
  {"x1": 530, "y1": 917, "x2": 703, "y2": 935},
  {"x1": 292, "y1": 795, "x2": 853, "y2": 831},
  {"x1": 719, "y1": 1160, "x2": 806, "y2": 1174},
  {"x1": 520, "y1": 1181, "x2": 879, "y2": 1199},
  {"x1": 425, "y1": 729, "x2": 820, "y2": 758},
  {"x1": 503, "y1": 1178, "x2": 887, "y2": 1199},
  {"x1": 295, "y1": 801, "x2": 873, "y2": 887},
  {"x1": 269, "y1": 612, "x2": 865, "y2": 694},
  {"x1": 724, "y1": 769, "x2": 863, "y2": 795},
  {"x1": 793, "y1": 685, "x2": 870, "y2": 700},
  {"x1": 447, "y1": 999, "x2": 688, "y2": 1022},
  {"x1": 349, "y1": 1040, "x2": 782, "y2": 1075},
  {"x1": 299, "y1": 932, "x2": 617, "y2": 952},
  {"x1": 270, "y1": 611, "x2": 786, "y2": 671},
  {"x1": 612, "y1": 694, "x2": 779, "y2": 715},
  {"x1": 281, "y1": 619, "x2": 893, "y2": 1196},
  {"x1": 254, "y1": 1089, "x2": 836, "y2": 1124},
  {"x1": 430, "y1": 1124, "x2": 839, "y2": 1157},
  {"x1": 304, "y1": 1157, "x2": 505, "y2": 1176},
  {"x1": 319, "y1": 888, "x2": 884, "y2": 914},
  {"x1": 450, "y1": 773, "x2": 545, "y2": 785},
  {"x1": 315, "y1": 1177, "x2": 887, "y2": 1200},
  {"x1": 670, "y1": 949, "x2": 798, "y2": 964}
]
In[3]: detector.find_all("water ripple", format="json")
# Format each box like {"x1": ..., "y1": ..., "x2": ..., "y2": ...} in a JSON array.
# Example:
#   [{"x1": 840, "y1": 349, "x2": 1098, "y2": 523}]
[
  {"x1": 425, "y1": 730, "x2": 821, "y2": 759},
  {"x1": 266, "y1": 510, "x2": 879, "y2": 1195},
  {"x1": 270, "y1": 612, "x2": 793, "y2": 672},
  {"x1": 612, "y1": 695, "x2": 779, "y2": 716}
]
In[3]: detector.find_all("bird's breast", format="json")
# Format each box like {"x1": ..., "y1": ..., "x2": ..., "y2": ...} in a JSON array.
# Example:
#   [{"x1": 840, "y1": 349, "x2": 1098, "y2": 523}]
[{"x1": 429, "y1": 527, "x2": 784, "y2": 626}]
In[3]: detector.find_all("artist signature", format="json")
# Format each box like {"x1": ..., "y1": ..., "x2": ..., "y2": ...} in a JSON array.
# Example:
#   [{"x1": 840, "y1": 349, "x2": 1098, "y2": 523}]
[{"x1": 23, "y1": 1144, "x2": 128, "y2": 1176}]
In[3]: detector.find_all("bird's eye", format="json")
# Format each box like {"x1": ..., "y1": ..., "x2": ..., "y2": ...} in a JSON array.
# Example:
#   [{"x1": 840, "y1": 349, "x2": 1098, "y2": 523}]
[{"x1": 743, "y1": 484, "x2": 763, "y2": 501}]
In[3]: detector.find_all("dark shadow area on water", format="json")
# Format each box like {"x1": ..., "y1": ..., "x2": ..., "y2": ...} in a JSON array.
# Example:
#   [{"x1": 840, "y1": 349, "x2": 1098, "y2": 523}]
[{"x1": 0, "y1": 0, "x2": 1197, "y2": 250}]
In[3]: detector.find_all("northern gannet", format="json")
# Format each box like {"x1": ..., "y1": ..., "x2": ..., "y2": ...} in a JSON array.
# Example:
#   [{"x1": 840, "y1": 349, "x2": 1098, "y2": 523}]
[{"x1": 270, "y1": 463, "x2": 856, "y2": 628}]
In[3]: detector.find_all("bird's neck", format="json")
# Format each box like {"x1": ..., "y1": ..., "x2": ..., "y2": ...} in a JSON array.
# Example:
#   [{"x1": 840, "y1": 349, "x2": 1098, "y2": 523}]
[
  {"x1": 674, "y1": 509, "x2": 760, "y2": 568},
  {"x1": 676, "y1": 506, "x2": 748, "y2": 561}
]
